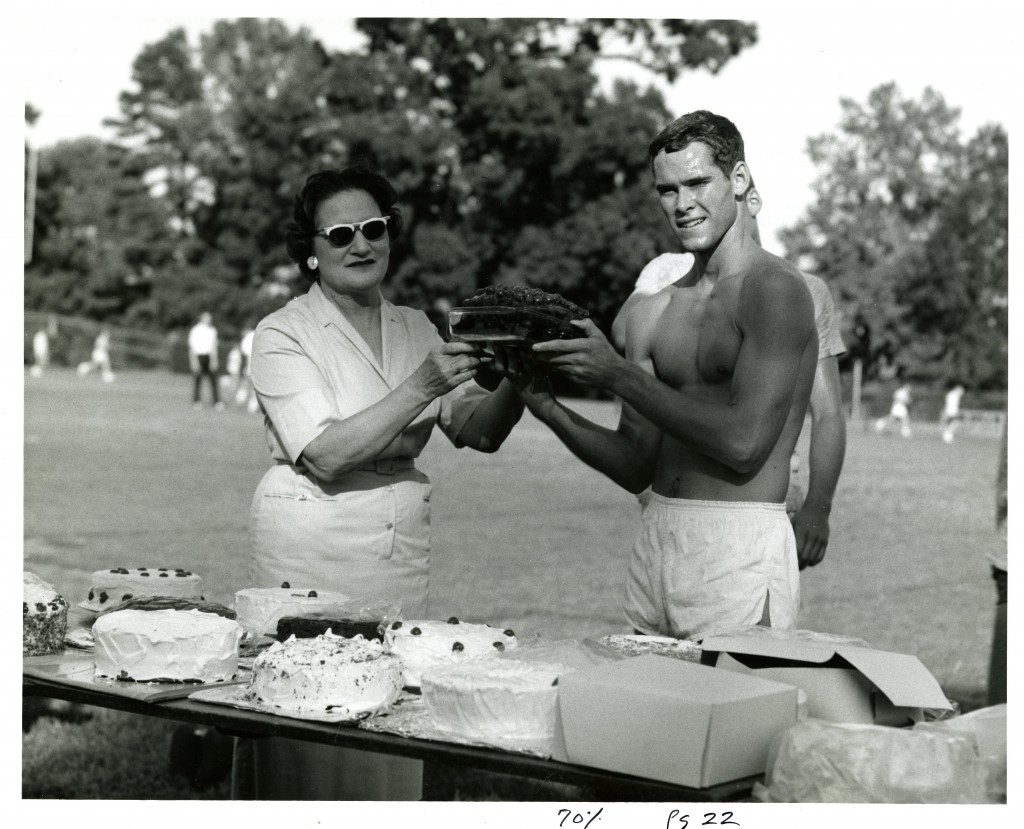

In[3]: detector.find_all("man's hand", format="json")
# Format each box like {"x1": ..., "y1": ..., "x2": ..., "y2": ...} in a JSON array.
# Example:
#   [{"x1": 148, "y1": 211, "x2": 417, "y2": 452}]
[
  {"x1": 791, "y1": 501, "x2": 831, "y2": 569},
  {"x1": 531, "y1": 319, "x2": 626, "y2": 390},
  {"x1": 490, "y1": 345, "x2": 558, "y2": 419}
]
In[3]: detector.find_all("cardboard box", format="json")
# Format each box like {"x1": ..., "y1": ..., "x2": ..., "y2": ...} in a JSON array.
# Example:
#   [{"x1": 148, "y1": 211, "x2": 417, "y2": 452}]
[
  {"x1": 700, "y1": 635, "x2": 952, "y2": 726},
  {"x1": 557, "y1": 655, "x2": 799, "y2": 788}
]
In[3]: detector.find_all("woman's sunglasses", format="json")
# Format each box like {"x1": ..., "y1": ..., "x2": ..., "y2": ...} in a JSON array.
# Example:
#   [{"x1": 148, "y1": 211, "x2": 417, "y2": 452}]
[{"x1": 313, "y1": 216, "x2": 390, "y2": 248}]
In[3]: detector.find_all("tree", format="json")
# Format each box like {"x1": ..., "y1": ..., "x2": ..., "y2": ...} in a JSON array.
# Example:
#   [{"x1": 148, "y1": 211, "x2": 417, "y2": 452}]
[
  {"x1": 24, "y1": 138, "x2": 176, "y2": 323},
  {"x1": 779, "y1": 83, "x2": 1007, "y2": 389},
  {"x1": 27, "y1": 18, "x2": 758, "y2": 340}
]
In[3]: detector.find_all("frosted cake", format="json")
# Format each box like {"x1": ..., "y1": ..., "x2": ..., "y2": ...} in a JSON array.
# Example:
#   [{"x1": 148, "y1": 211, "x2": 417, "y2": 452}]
[
  {"x1": 82, "y1": 567, "x2": 203, "y2": 611},
  {"x1": 233, "y1": 585, "x2": 353, "y2": 637},
  {"x1": 93, "y1": 608, "x2": 242, "y2": 683},
  {"x1": 24, "y1": 572, "x2": 69, "y2": 656},
  {"x1": 248, "y1": 631, "x2": 403, "y2": 717},
  {"x1": 421, "y1": 656, "x2": 568, "y2": 743},
  {"x1": 383, "y1": 617, "x2": 518, "y2": 687}
]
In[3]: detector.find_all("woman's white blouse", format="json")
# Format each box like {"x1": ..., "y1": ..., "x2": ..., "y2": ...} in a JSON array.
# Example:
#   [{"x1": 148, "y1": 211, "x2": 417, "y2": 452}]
[{"x1": 251, "y1": 282, "x2": 486, "y2": 465}]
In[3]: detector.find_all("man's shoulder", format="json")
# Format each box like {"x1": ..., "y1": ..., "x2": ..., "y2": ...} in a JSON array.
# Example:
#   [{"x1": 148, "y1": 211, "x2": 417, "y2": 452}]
[{"x1": 734, "y1": 253, "x2": 815, "y2": 325}]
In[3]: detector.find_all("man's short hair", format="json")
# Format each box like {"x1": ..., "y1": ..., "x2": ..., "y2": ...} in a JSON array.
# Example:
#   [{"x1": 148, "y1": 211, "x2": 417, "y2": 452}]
[{"x1": 648, "y1": 110, "x2": 745, "y2": 178}]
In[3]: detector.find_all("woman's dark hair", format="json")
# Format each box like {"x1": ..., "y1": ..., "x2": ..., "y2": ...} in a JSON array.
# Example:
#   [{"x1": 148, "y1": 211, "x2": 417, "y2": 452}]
[
  {"x1": 648, "y1": 110, "x2": 745, "y2": 178},
  {"x1": 284, "y1": 162, "x2": 404, "y2": 279}
]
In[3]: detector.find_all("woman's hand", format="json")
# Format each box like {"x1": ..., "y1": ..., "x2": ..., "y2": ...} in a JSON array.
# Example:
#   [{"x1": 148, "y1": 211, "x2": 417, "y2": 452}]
[{"x1": 413, "y1": 342, "x2": 489, "y2": 399}]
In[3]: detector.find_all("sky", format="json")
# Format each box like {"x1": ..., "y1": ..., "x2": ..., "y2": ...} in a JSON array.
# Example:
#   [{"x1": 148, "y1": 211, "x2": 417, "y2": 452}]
[{"x1": 14, "y1": 2, "x2": 1020, "y2": 255}]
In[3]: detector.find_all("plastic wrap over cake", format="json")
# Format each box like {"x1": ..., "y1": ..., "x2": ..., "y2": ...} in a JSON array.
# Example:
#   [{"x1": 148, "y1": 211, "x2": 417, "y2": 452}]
[
  {"x1": 755, "y1": 719, "x2": 991, "y2": 803},
  {"x1": 275, "y1": 595, "x2": 402, "y2": 643},
  {"x1": 233, "y1": 586, "x2": 355, "y2": 637},
  {"x1": 448, "y1": 286, "x2": 588, "y2": 345}
]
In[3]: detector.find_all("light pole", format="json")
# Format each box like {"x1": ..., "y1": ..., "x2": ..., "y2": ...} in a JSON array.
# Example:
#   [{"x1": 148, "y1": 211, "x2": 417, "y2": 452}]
[{"x1": 25, "y1": 124, "x2": 38, "y2": 265}]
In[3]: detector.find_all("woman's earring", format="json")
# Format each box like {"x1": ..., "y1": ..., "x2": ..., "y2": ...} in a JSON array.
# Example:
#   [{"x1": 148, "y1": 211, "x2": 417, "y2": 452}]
[{"x1": 307, "y1": 255, "x2": 319, "y2": 270}]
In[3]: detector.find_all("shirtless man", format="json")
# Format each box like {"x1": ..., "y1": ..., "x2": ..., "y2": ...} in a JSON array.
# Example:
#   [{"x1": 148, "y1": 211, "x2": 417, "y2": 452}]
[
  {"x1": 610, "y1": 181, "x2": 846, "y2": 571},
  {"x1": 501, "y1": 111, "x2": 818, "y2": 638}
]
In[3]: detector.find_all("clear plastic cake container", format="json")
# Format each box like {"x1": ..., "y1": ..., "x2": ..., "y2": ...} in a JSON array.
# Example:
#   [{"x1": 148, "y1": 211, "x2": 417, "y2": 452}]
[{"x1": 447, "y1": 306, "x2": 581, "y2": 344}]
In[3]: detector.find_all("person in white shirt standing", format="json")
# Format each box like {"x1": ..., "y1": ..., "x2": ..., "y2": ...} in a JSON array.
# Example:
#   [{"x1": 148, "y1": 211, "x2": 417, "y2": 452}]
[
  {"x1": 940, "y1": 382, "x2": 966, "y2": 444},
  {"x1": 188, "y1": 311, "x2": 222, "y2": 410}
]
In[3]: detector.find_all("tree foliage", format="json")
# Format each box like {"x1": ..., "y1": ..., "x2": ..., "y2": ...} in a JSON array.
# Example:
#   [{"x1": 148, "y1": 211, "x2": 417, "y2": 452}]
[
  {"x1": 26, "y1": 18, "x2": 755, "y2": 340},
  {"x1": 779, "y1": 83, "x2": 1007, "y2": 389}
]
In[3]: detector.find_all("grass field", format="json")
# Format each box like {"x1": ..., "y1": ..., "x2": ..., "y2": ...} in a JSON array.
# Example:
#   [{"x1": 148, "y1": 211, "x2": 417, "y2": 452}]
[{"x1": 22, "y1": 367, "x2": 1005, "y2": 798}]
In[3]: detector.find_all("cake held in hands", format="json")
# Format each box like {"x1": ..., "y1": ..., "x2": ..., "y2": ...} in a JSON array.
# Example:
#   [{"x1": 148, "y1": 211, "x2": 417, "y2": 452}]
[
  {"x1": 249, "y1": 631, "x2": 403, "y2": 718},
  {"x1": 93, "y1": 608, "x2": 243, "y2": 683},
  {"x1": 81, "y1": 567, "x2": 203, "y2": 612},
  {"x1": 383, "y1": 617, "x2": 518, "y2": 687},
  {"x1": 24, "y1": 572, "x2": 69, "y2": 656},
  {"x1": 448, "y1": 285, "x2": 589, "y2": 344}
]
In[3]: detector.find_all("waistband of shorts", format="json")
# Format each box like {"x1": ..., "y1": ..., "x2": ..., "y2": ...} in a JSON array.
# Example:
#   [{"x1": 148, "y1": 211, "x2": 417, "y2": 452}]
[
  {"x1": 357, "y1": 457, "x2": 416, "y2": 475},
  {"x1": 646, "y1": 493, "x2": 787, "y2": 515},
  {"x1": 272, "y1": 457, "x2": 417, "y2": 476}
]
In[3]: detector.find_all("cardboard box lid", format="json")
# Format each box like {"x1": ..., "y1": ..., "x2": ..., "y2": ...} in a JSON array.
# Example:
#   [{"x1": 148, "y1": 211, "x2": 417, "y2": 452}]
[
  {"x1": 700, "y1": 636, "x2": 951, "y2": 710},
  {"x1": 571, "y1": 653, "x2": 801, "y2": 703}
]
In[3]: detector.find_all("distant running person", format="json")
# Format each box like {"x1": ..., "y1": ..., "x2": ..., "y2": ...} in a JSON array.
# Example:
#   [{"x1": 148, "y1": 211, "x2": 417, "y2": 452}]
[
  {"x1": 875, "y1": 381, "x2": 913, "y2": 438},
  {"x1": 941, "y1": 382, "x2": 965, "y2": 444},
  {"x1": 77, "y1": 328, "x2": 115, "y2": 383}
]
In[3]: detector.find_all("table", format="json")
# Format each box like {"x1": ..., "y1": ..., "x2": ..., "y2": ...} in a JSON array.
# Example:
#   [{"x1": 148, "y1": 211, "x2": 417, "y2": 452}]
[{"x1": 24, "y1": 670, "x2": 760, "y2": 802}]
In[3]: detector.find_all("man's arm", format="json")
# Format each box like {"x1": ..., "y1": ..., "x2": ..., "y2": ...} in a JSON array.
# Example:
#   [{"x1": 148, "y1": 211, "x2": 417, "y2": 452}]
[
  {"x1": 793, "y1": 354, "x2": 846, "y2": 568},
  {"x1": 536, "y1": 271, "x2": 815, "y2": 475},
  {"x1": 498, "y1": 295, "x2": 663, "y2": 493}
]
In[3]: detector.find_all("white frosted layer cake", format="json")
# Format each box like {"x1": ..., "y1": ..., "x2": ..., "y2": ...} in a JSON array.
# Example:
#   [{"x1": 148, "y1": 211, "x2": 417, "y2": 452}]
[
  {"x1": 249, "y1": 632, "x2": 403, "y2": 717},
  {"x1": 24, "y1": 572, "x2": 69, "y2": 656},
  {"x1": 421, "y1": 656, "x2": 568, "y2": 741},
  {"x1": 82, "y1": 567, "x2": 203, "y2": 611},
  {"x1": 598, "y1": 634, "x2": 702, "y2": 662},
  {"x1": 233, "y1": 586, "x2": 352, "y2": 636},
  {"x1": 93, "y1": 608, "x2": 242, "y2": 683},
  {"x1": 383, "y1": 617, "x2": 518, "y2": 687}
]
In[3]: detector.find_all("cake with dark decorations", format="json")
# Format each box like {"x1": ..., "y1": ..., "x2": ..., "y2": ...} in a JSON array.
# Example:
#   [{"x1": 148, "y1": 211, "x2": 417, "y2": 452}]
[
  {"x1": 24, "y1": 572, "x2": 69, "y2": 656},
  {"x1": 81, "y1": 567, "x2": 203, "y2": 611},
  {"x1": 383, "y1": 617, "x2": 518, "y2": 688}
]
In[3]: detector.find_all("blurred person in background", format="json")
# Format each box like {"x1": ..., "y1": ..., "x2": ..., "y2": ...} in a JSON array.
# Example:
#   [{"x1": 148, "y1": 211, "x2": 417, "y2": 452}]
[
  {"x1": 234, "y1": 324, "x2": 259, "y2": 413},
  {"x1": 30, "y1": 328, "x2": 49, "y2": 377},
  {"x1": 874, "y1": 380, "x2": 913, "y2": 438},
  {"x1": 941, "y1": 381, "x2": 966, "y2": 444},
  {"x1": 610, "y1": 179, "x2": 846, "y2": 571},
  {"x1": 188, "y1": 311, "x2": 222, "y2": 410},
  {"x1": 988, "y1": 416, "x2": 1007, "y2": 705},
  {"x1": 76, "y1": 327, "x2": 115, "y2": 383},
  {"x1": 233, "y1": 163, "x2": 524, "y2": 800},
  {"x1": 223, "y1": 340, "x2": 243, "y2": 399}
]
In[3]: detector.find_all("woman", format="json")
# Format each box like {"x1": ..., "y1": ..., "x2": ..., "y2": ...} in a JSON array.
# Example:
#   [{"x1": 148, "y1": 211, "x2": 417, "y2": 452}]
[{"x1": 235, "y1": 164, "x2": 524, "y2": 799}]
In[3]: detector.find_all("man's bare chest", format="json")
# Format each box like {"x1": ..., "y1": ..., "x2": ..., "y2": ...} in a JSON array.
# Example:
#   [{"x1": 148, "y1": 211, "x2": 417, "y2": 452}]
[{"x1": 651, "y1": 287, "x2": 742, "y2": 389}]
